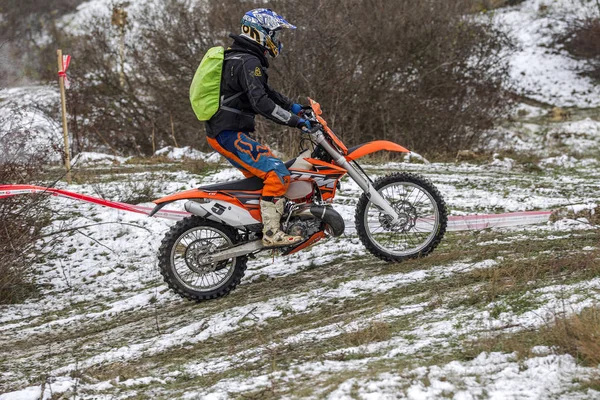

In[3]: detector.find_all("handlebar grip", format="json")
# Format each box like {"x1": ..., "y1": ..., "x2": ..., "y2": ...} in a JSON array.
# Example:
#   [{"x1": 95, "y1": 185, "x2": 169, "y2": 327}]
[{"x1": 301, "y1": 124, "x2": 322, "y2": 134}]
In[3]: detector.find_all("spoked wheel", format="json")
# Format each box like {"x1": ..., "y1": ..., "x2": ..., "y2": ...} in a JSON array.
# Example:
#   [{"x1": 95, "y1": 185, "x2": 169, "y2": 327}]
[
  {"x1": 355, "y1": 172, "x2": 447, "y2": 262},
  {"x1": 158, "y1": 216, "x2": 247, "y2": 302}
]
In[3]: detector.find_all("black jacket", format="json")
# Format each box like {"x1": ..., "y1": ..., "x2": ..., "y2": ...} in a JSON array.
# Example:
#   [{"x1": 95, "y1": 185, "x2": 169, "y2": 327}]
[{"x1": 205, "y1": 35, "x2": 300, "y2": 138}]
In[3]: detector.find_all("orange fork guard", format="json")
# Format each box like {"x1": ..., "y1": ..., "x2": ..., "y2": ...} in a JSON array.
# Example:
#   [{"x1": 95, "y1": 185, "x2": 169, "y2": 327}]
[
  {"x1": 345, "y1": 141, "x2": 410, "y2": 162},
  {"x1": 308, "y1": 98, "x2": 348, "y2": 155}
]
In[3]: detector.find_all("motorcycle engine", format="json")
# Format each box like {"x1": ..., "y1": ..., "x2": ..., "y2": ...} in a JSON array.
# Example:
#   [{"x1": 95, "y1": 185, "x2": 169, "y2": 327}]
[{"x1": 284, "y1": 217, "x2": 322, "y2": 239}]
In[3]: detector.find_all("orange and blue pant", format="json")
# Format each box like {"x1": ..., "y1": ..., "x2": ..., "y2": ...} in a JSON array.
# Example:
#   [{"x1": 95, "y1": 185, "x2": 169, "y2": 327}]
[{"x1": 207, "y1": 130, "x2": 291, "y2": 198}]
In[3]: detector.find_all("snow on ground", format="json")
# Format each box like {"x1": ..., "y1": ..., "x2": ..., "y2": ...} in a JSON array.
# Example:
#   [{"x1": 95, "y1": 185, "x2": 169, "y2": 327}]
[
  {"x1": 0, "y1": 159, "x2": 598, "y2": 398},
  {"x1": 497, "y1": 0, "x2": 600, "y2": 107},
  {"x1": 71, "y1": 151, "x2": 131, "y2": 166},
  {"x1": 489, "y1": 115, "x2": 600, "y2": 155},
  {"x1": 154, "y1": 146, "x2": 221, "y2": 162},
  {"x1": 328, "y1": 352, "x2": 599, "y2": 400},
  {"x1": 0, "y1": 86, "x2": 63, "y2": 163}
]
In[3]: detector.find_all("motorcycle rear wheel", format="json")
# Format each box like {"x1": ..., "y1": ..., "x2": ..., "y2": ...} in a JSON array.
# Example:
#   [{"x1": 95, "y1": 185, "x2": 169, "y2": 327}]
[
  {"x1": 355, "y1": 172, "x2": 447, "y2": 262},
  {"x1": 158, "y1": 216, "x2": 247, "y2": 302}
]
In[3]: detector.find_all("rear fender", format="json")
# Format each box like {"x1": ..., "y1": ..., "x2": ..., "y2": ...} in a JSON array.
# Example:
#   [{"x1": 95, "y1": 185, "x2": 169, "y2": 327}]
[
  {"x1": 345, "y1": 141, "x2": 410, "y2": 162},
  {"x1": 149, "y1": 189, "x2": 244, "y2": 217}
]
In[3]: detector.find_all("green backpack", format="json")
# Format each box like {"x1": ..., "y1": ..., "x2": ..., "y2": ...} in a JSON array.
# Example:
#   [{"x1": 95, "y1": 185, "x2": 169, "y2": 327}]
[{"x1": 189, "y1": 46, "x2": 243, "y2": 121}]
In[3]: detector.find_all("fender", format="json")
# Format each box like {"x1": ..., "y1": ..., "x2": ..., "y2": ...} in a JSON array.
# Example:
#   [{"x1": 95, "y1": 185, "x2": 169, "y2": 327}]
[
  {"x1": 345, "y1": 141, "x2": 410, "y2": 162},
  {"x1": 149, "y1": 189, "x2": 244, "y2": 217}
]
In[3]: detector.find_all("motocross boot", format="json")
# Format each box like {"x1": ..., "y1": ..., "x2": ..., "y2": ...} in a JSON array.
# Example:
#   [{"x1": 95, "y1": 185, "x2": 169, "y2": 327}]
[{"x1": 260, "y1": 198, "x2": 302, "y2": 248}]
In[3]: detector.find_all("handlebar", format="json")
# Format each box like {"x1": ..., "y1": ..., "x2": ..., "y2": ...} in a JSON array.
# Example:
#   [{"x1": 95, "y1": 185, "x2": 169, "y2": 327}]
[
  {"x1": 301, "y1": 123, "x2": 322, "y2": 134},
  {"x1": 299, "y1": 108, "x2": 320, "y2": 134},
  {"x1": 300, "y1": 107, "x2": 316, "y2": 120}
]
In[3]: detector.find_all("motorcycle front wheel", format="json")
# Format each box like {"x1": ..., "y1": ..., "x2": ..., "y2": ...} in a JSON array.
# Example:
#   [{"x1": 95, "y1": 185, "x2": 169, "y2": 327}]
[
  {"x1": 157, "y1": 216, "x2": 247, "y2": 302},
  {"x1": 355, "y1": 172, "x2": 447, "y2": 262}
]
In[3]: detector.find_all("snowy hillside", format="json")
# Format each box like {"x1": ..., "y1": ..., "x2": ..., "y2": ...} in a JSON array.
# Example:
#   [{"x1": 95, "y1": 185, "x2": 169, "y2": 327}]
[
  {"x1": 0, "y1": 86, "x2": 62, "y2": 163},
  {"x1": 0, "y1": 161, "x2": 599, "y2": 398},
  {"x1": 497, "y1": 0, "x2": 600, "y2": 107}
]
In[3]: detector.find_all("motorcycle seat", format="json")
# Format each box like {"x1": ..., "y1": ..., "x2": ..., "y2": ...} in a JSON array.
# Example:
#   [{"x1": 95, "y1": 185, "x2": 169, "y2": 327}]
[
  {"x1": 199, "y1": 177, "x2": 263, "y2": 191},
  {"x1": 198, "y1": 159, "x2": 297, "y2": 192}
]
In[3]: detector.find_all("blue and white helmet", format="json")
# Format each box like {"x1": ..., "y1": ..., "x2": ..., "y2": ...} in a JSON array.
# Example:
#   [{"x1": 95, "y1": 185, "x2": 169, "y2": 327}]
[{"x1": 240, "y1": 8, "x2": 296, "y2": 58}]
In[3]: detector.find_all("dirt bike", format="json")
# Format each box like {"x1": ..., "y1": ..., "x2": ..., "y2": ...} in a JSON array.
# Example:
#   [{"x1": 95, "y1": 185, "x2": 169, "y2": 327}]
[{"x1": 150, "y1": 99, "x2": 447, "y2": 301}]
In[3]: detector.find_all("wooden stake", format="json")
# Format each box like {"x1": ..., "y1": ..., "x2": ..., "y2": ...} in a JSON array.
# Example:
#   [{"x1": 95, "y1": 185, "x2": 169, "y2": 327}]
[
  {"x1": 119, "y1": 23, "x2": 126, "y2": 88},
  {"x1": 170, "y1": 113, "x2": 179, "y2": 148},
  {"x1": 151, "y1": 123, "x2": 156, "y2": 154},
  {"x1": 91, "y1": 126, "x2": 119, "y2": 158},
  {"x1": 111, "y1": 6, "x2": 128, "y2": 88},
  {"x1": 57, "y1": 49, "x2": 72, "y2": 184}
]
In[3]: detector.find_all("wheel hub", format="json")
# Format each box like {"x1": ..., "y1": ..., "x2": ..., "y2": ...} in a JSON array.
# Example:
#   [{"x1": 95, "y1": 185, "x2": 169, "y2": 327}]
[
  {"x1": 379, "y1": 200, "x2": 417, "y2": 232},
  {"x1": 185, "y1": 240, "x2": 218, "y2": 273}
]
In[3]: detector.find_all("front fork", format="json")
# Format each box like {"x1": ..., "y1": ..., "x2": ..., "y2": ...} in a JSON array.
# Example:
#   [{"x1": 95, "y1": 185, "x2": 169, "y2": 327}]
[{"x1": 313, "y1": 132, "x2": 400, "y2": 222}]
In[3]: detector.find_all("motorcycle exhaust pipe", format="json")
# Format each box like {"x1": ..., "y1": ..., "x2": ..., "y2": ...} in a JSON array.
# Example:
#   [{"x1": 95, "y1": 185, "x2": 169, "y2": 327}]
[
  {"x1": 185, "y1": 200, "x2": 210, "y2": 218},
  {"x1": 309, "y1": 205, "x2": 345, "y2": 237}
]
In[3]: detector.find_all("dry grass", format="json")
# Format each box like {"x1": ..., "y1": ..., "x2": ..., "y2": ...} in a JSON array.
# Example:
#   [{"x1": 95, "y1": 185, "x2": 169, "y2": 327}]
[
  {"x1": 544, "y1": 307, "x2": 600, "y2": 367},
  {"x1": 86, "y1": 361, "x2": 145, "y2": 383},
  {"x1": 339, "y1": 321, "x2": 393, "y2": 348},
  {"x1": 445, "y1": 229, "x2": 600, "y2": 304},
  {"x1": 466, "y1": 306, "x2": 600, "y2": 368},
  {"x1": 492, "y1": 150, "x2": 543, "y2": 172},
  {"x1": 460, "y1": 253, "x2": 598, "y2": 308}
]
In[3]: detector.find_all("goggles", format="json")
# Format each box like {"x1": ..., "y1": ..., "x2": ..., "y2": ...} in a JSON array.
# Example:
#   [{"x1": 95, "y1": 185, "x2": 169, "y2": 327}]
[{"x1": 270, "y1": 29, "x2": 282, "y2": 44}]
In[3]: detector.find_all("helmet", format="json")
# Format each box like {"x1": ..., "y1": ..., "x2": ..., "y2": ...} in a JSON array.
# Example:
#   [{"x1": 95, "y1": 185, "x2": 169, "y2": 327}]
[{"x1": 240, "y1": 8, "x2": 296, "y2": 58}]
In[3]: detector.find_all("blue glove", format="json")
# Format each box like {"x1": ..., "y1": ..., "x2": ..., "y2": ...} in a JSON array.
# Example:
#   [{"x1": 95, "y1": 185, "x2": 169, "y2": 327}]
[
  {"x1": 297, "y1": 118, "x2": 312, "y2": 131},
  {"x1": 291, "y1": 103, "x2": 303, "y2": 115}
]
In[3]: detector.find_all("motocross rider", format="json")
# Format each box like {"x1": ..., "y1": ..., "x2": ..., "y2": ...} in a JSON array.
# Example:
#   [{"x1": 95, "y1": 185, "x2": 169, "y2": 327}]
[{"x1": 205, "y1": 9, "x2": 311, "y2": 248}]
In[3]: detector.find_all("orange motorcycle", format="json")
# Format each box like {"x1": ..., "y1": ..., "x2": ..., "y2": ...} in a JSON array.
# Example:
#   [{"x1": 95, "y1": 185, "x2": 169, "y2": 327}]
[{"x1": 150, "y1": 99, "x2": 447, "y2": 301}]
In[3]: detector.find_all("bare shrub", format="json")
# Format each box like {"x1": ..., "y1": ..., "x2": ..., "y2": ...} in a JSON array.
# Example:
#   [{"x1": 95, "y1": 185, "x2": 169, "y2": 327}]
[
  {"x1": 0, "y1": 0, "x2": 84, "y2": 86},
  {"x1": 0, "y1": 105, "x2": 57, "y2": 304},
  {"x1": 270, "y1": 0, "x2": 513, "y2": 156},
  {"x1": 64, "y1": 0, "x2": 512, "y2": 158},
  {"x1": 472, "y1": 0, "x2": 526, "y2": 12},
  {"x1": 65, "y1": 0, "x2": 225, "y2": 155},
  {"x1": 557, "y1": 4, "x2": 600, "y2": 82}
]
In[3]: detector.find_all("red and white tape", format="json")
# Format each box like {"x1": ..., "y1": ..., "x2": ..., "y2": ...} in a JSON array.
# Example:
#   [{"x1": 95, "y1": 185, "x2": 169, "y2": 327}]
[
  {"x1": 0, "y1": 184, "x2": 189, "y2": 221},
  {"x1": 0, "y1": 184, "x2": 552, "y2": 229},
  {"x1": 446, "y1": 211, "x2": 552, "y2": 231},
  {"x1": 58, "y1": 54, "x2": 71, "y2": 89}
]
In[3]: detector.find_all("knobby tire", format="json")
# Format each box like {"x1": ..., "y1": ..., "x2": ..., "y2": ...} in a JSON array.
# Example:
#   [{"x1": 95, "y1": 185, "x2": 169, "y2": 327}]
[
  {"x1": 157, "y1": 216, "x2": 247, "y2": 302},
  {"x1": 355, "y1": 172, "x2": 447, "y2": 262}
]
